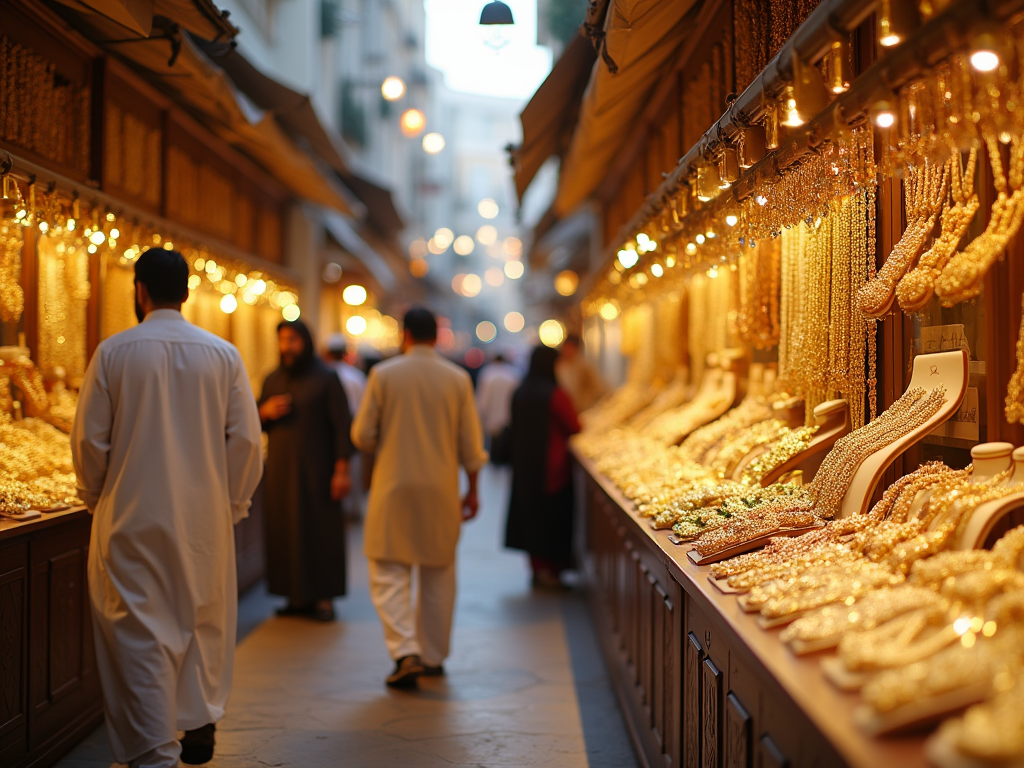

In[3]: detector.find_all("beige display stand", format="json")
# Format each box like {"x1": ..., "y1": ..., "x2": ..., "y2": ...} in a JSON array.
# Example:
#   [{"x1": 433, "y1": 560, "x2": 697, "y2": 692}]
[
  {"x1": 755, "y1": 399, "x2": 851, "y2": 486},
  {"x1": 628, "y1": 365, "x2": 690, "y2": 429},
  {"x1": 836, "y1": 349, "x2": 969, "y2": 519},
  {"x1": 954, "y1": 445, "x2": 1024, "y2": 550}
]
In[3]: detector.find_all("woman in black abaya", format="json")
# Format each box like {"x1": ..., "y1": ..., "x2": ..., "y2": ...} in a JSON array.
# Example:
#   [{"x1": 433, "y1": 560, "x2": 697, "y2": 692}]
[{"x1": 505, "y1": 345, "x2": 581, "y2": 588}]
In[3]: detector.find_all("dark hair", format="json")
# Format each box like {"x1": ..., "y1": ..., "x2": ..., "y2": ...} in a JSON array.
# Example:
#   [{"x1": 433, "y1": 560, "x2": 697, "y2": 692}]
[
  {"x1": 563, "y1": 334, "x2": 582, "y2": 348},
  {"x1": 135, "y1": 249, "x2": 189, "y2": 304},
  {"x1": 527, "y1": 345, "x2": 559, "y2": 384},
  {"x1": 277, "y1": 319, "x2": 316, "y2": 371},
  {"x1": 403, "y1": 307, "x2": 438, "y2": 342},
  {"x1": 327, "y1": 337, "x2": 347, "y2": 360}
]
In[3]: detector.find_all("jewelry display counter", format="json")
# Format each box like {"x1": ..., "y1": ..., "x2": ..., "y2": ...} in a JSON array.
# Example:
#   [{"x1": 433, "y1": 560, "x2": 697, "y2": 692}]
[{"x1": 574, "y1": 451, "x2": 930, "y2": 768}]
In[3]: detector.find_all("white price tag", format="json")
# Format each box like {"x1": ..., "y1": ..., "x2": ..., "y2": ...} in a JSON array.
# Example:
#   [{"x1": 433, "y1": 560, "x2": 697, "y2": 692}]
[{"x1": 920, "y1": 324, "x2": 970, "y2": 356}]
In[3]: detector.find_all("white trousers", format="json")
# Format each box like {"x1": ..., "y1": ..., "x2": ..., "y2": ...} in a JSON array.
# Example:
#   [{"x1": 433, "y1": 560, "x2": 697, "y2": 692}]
[
  {"x1": 128, "y1": 740, "x2": 181, "y2": 767},
  {"x1": 367, "y1": 559, "x2": 456, "y2": 666}
]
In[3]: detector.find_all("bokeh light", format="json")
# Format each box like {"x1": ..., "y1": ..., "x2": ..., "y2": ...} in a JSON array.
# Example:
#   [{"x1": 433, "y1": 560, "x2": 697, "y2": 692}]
[
  {"x1": 478, "y1": 198, "x2": 499, "y2": 218},
  {"x1": 554, "y1": 270, "x2": 579, "y2": 296},
  {"x1": 476, "y1": 225, "x2": 497, "y2": 245},
  {"x1": 485, "y1": 267, "x2": 504, "y2": 286},
  {"x1": 504, "y1": 261, "x2": 524, "y2": 279},
  {"x1": 346, "y1": 315, "x2": 367, "y2": 335},
  {"x1": 461, "y1": 273, "x2": 482, "y2": 297},
  {"x1": 504, "y1": 311, "x2": 525, "y2": 332},
  {"x1": 343, "y1": 285, "x2": 367, "y2": 306},
  {"x1": 454, "y1": 235, "x2": 475, "y2": 255},
  {"x1": 400, "y1": 108, "x2": 426, "y2": 137},
  {"x1": 422, "y1": 132, "x2": 445, "y2": 154},
  {"x1": 538, "y1": 319, "x2": 565, "y2": 348},
  {"x1": 409, "y1": 258, "x2": 429, "y2": 278},
  {"x1": 476, "y1": 321, "x2": 497, "y2": 342}
]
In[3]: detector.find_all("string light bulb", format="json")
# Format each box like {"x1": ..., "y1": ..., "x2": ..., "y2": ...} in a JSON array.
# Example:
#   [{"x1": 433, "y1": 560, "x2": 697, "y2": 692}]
[
  {"x1": 825, "y1": 39, "x2": 851, "y2": 94},
  {"x1": 878, "y1": 0, "x2": 919, "y2": 47},
  {"x1": 763, "y1": 101, "x2": 780, "y2": 150},
  {"x1": 780, "y1": 86, "x2": 803, "y2": 128},
  {"x1": 970, "y1": 34, "x2": 1001, "y2": 72},
  {"x1": 872, "y1": 100, "x2": 897, "y2": 129}
]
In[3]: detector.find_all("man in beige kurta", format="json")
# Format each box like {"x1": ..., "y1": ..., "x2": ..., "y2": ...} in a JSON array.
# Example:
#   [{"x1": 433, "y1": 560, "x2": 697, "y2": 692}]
[
  {"x1": 71, "y1": 250, "x2": 263, "y2": 768},
  {"x1": 351, "y1": 307, "x2": 488, "y2": 687}
]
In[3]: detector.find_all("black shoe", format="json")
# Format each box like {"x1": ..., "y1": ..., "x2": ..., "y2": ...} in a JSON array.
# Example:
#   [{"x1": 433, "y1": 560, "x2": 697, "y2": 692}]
[
  {"x1": 386, "y1": 655, "x2": 424, "y2": 688},
  {"x1": 275, "y1": 602, "x2": 313, "y2": 617},
  {"x1": 180, "y1": 723, "x2": 215, "y2": 765},
  {"x1": 422, "y1": 664, "x2": 445, "y2": 677}
]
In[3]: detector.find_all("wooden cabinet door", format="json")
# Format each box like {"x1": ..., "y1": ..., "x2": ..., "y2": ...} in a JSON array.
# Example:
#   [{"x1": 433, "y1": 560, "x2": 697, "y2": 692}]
[{"x1": 0, "y1": 541, "x2": 29, "y2": 766}]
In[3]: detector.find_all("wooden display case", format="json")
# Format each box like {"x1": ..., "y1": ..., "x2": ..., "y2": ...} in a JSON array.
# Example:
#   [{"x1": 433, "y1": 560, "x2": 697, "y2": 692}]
[{"x1": 575, "y1": 452, "x2": 930, "y2": 768}]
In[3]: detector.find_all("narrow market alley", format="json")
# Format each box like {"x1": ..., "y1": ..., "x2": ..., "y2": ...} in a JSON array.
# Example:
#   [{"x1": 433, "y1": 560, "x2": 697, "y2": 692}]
[{"x1": 54, "y1": 467, "x2": 637, "y2": 768}]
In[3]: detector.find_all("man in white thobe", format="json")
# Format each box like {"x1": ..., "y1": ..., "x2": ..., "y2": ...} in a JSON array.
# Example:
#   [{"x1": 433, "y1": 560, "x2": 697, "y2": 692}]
[
  {"x1": 351, "y1": 307, "x2": 488, "y2": 688},
  {"x1": 71, "y1": 249, "x2": 263, "y2": 768}
]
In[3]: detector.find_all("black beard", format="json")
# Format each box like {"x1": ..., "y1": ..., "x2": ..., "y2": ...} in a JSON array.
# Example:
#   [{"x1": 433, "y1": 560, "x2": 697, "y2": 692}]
[{"x1": 135, "y1": 298, "x2": 145, "y2": 323}]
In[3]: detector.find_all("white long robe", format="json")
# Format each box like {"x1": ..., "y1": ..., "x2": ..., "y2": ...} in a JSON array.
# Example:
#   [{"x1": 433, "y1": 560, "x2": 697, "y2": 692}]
[{"x1": 71, "y1": 309, "x2": 263, "y2": 763}]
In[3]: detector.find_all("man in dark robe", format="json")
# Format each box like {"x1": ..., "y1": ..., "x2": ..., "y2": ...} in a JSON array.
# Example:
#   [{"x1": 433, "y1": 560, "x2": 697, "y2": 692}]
[{"x1": 259, "y1": 319, "x2": 353, "y2": 621}]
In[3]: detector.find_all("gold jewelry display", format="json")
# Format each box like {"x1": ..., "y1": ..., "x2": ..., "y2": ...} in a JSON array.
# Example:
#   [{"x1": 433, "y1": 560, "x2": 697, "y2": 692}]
[
  {"x1": 37, "y1": 232, "x2": 90, "y2": 386},
  {"x1": 857, "y1": 159, "x2": 948, "y2": 318},
  {"x1": 1006, "y1": 289, "x2": 1024, "y2": 424},
  {"x1": 0, "y1": 215, "x2": 25, "y2": 323},
  {"x1": 896, "y1": 146, "x2": 979, "y2": 312}
]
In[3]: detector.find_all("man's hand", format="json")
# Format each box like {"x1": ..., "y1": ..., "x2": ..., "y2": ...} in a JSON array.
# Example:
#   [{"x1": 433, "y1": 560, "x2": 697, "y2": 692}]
[
  {"x1": 259, "y1": 394, "x2": 292, "y2": 422},
  {"x1": 331, "y1": 467, "x2": 352, "y2": 501},
  {"x1": 461, "y1": 489, "x2": 479, "y2": 522}
]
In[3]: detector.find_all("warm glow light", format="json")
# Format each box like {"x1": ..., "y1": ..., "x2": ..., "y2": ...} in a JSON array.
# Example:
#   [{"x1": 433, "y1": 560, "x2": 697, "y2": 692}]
[
  {"x1": 617, "y1": 248, "x2": 639, "y2": 269},
  {"x1": 503, "y1": 237, "x2": 523, "y2": 259},
  {"x1": 410, "y1": 258, "x2": 429, "y2": 278},
  {"x1": 476, "y1": 321, "x2": 497, "y2": 343},
  {"x1": 343, "y1": 284, "x2": 368, "y2": 306},
  {"x1": 476, "y1": 225, "x2": 498, "y2": 245},
  {"x1": 686, "y1": 242, "x2": 697, "y2": 255},
  {"x1": 282, "y1": 303, "x2": 301, "y2": 322},
  {"x1": 554, "y1": 270, "x2": 579, "y2": 296},
  {"x1": 220, "y1": 294, "x2": 238, "y2": 314},
  {"x1": 504, "y1": 260, "x2": 524, "y2": 279},
  {"x1": 726, "y1": 214, "x2": 738, "y2": 227},
  {"x1": 452, "y1": 273, "x2": 466, "y2": 294},
  {"x1": 880, "y1": 33, "x2": 900, "y2": 47},
  {"x1": 504, "y1": 311, "x2": 525, "y2": 332},
  {"x1": 382, "y1": 76, "x2": 406, "y2": 101},
  {"x1": 781, "y1": 97, "x2": 804, "y2": 127},
  {"x1": 422, "y1": 132, "x2": 446, "y2": 153},
  {"x1": 253, "y1": 279, "x2": 267, "y2": 295},
  {"x1": 651, "y1": 264, "x2": 664, "y2": 278},
  {"x1": 538, "y1": 319, "x2": 565, "y2": 348},
  {"x1": 346, "y1": 315, "x2": 367, "y2": 335},
  {"x1": 90, "y1": 230, "x2": 106, "y2": 245},
  {"x1": 38, "y1": 221, "x2": 48, "y2": 233},
  {"x1": 971, "y1": 50, "x2": 1000, "y2": 72},
  {"x1": 696, "y1": 234, "x2": 706, "y2": 245},
  {"x1": 478, "y1": 198, "x2": 499, "y2": 219},
  {"x1": 409, "y1": 238, "x2": 428, "y2": 259},
  {"x1": 400, "y1": 108, "x2": 426, "y2": 137},
  {"x1": 461, "y1": 273, "x2": 482, "y2": 297},
  {"x1": 427, "y1": 238, "x2": 446, "y2": 255},
  {"x1": 599, "y1": 301, "x2": 620, "y2": 321},
  {"x1": 187, "y1": 275, "x2": 201, "y2": 290},
  {"x1": 235, "y1": 273, "x2": 248, "y2": 287},
  {"x1": 109, "y1": 228, "x2": 120, "y2": 239},
  {"x1": 875, "y1": 110, "x2": 896, "y2": 129},
  {"x1": 206, "y1": 260, "x2": 218, "y2": 274},
  {"x1": 485, "y1": 267, "x2": 504, "y2": 286},
  {"x1": 322, "y1": 263, "x2": 343, "y2": 283},
  {"x1": 454, "y1": 235, "x2": 475, "y2": 255},
  {"x1": 756, "y1": 195, "x2": 768, "y2": 206},
  {"x1": 434, "y1": 228, "x2": 454, "y2": 248}
]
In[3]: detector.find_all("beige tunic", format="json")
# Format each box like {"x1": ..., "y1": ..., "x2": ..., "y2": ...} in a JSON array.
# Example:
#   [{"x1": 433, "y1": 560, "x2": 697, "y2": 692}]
[
  {"x1": 71, "y1": 310, "x2": 263, "y2": 762},
  {"x1": 351, "y1": 345, "x2": 488, "y2": 566}
]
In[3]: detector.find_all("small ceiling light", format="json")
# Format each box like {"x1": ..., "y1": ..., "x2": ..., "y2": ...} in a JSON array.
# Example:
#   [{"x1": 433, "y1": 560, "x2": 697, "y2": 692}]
[
  {"x1": 476, "y1": 321, "x2": 497, "y2": 342},
  {"x1": 454, "y1": 235, "x2": 475, "y2": 255},
  {"x1": 538, "y1": 319, "x2": 565, "y2": 348},
  {"x1": 873, "y1": 100, "x2": 897, "y2": 129},
  {"x1": 554, "y1": 270, "x2": 579, "y2": 296},
  {"x1": 504, "y1": 311, "x2": 525, "y2": 332},
  {"x1": 504, "y1": 260, "x2": 524, "y2": 279},
  {"x1": 343, "y1": 284, "x2": 368, "y2": 306},
  {"x1": 970, "y1": 34, "x2": 1001, "y2": 72},
  {"x1": 825, "y1": 39, "x2": 851, "y2": 94},
  {"x1": 220, "y1": 294, "x2": 238, "y2": 314},
  {"x1": 781, "y1": 90, "x2": 804, "y2": 128},
  {"x1": 400, "y1": 108, "x2": 426, "y2": 137},
  {"x1": 479, "y1": 1, "x2": 514, "y2": 24},
  {"x1": 476, "y1": 224, "x2": 498, "y2": 245},
  {"x1": 461, "y1": 273, "x2": 482, "y2": 297},
  {"x1": 422, "y1": 132, "x2": 445, "y2": 154},
  {"x1": 346, "y1": 315, "x2": 367, "y2": 335},
  {"x1": 478, "y1": 198, "x2": 499, "y2": 218},
  {"x1": 878, "y1": 0, "x2": 919, "y2": 47},
  {"x1": 617, "y1": 247, "x2": 639, "y2": 269},
  {"x1": 381, "y1": 76, "x2": 406, "y2": 101}
]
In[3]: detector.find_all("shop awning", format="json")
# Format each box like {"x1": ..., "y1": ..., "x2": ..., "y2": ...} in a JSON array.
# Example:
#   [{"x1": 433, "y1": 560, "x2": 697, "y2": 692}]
[
  {"x1": 49, "y1": 1, "x2": 359, "y2": 216},
  {"x1": 512, "y1": 33, "x2": 596, "y2": 202},
  {"x1": 553, "y1": 0, "x2": 699, "y2": 218},
  {"x1": 193, "y1": 37, "x2": 351, "y2": 175},
  {"x1": 52, "y1": 0, "x2": 237, "y2": 40},
  {"x1": 323, "y1": 212, "x2": 398, "y2": 293},
  {"x1": 338, "y1": 170, "x2": 405, "y2": 236}
]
